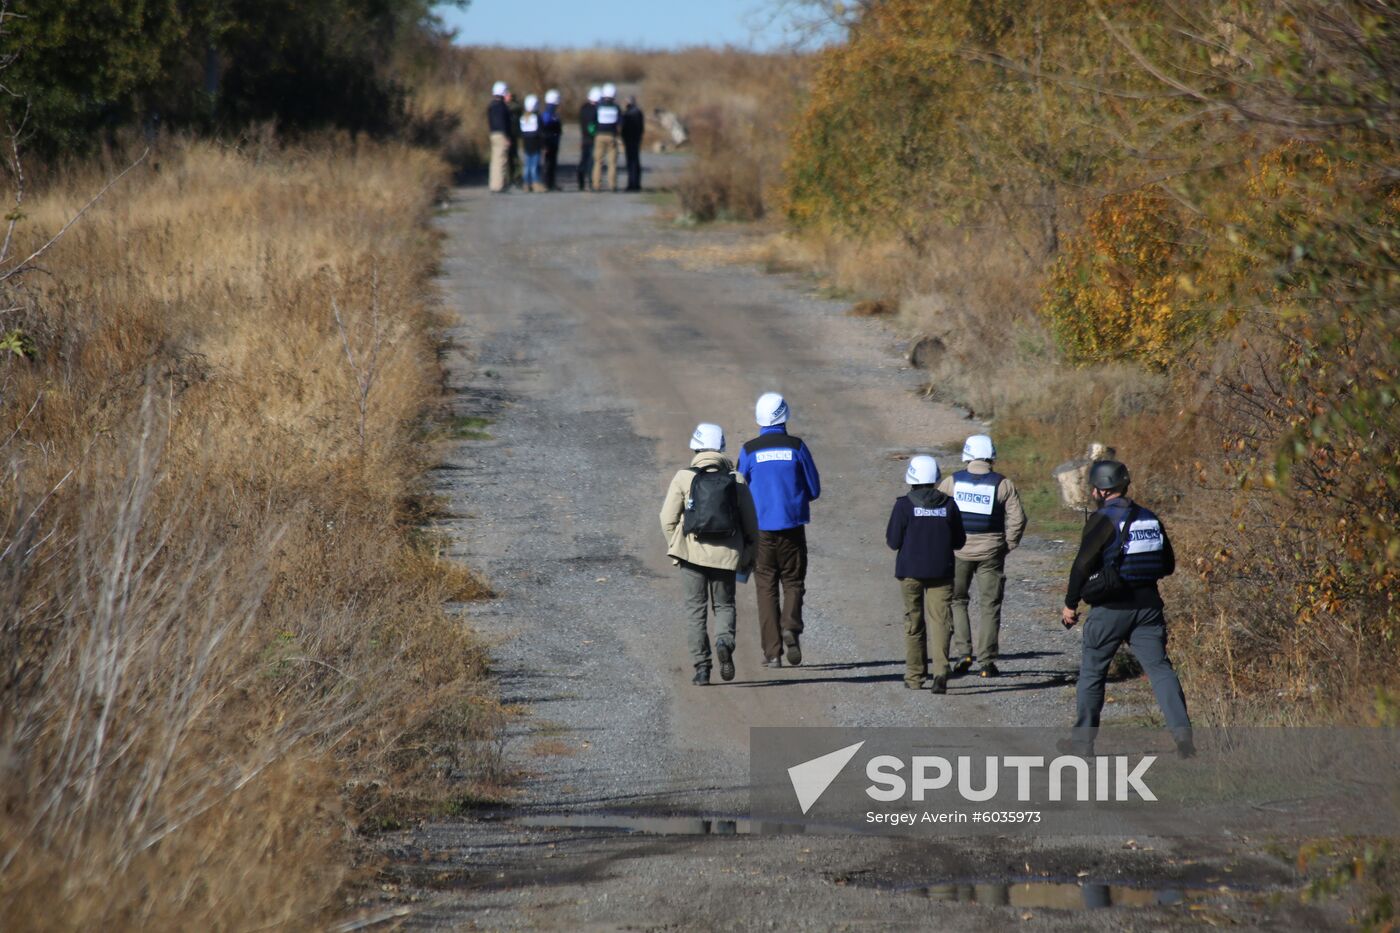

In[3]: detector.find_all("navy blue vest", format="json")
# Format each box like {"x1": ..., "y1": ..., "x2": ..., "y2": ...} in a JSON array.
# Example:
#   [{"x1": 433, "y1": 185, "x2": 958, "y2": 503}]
[
  {"x1": 1098, "y1": 498, "x2": 1168, "y2": 584},
  {"x1": 951, "y1": 470, "x2": 1005, "y2": 535}
]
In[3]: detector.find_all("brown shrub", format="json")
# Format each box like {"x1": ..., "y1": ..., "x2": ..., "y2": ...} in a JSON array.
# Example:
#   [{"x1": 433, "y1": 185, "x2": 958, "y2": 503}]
[{"x1": 0, "y1": 139, "x2": 497, "y2": 929}]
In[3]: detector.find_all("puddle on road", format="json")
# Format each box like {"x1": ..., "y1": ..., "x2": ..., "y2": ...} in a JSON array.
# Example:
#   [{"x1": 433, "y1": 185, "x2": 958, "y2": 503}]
[
  {"x1": 513, "y1": 813, "x2": 808, "y2": 835},
  {"x1": 897, "y1": 879, "x2": 1279, "y2": 910}
]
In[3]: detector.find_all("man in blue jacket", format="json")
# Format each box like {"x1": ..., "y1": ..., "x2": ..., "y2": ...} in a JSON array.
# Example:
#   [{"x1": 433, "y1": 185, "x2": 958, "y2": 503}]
[{"x1": 738, "y1": 392, "x2": 821, "y2": 668}]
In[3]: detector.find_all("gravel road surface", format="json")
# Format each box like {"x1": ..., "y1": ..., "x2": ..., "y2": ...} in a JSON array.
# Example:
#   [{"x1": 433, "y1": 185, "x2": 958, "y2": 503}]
[{"x1": 366, "y1": 136, "x2": 1345, "y2": 931}]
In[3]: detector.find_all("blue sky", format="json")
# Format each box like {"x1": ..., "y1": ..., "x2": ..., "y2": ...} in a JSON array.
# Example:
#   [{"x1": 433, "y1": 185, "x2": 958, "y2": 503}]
[{"x1": 432, "y1": 1, "x2": 800, "y2": 50}]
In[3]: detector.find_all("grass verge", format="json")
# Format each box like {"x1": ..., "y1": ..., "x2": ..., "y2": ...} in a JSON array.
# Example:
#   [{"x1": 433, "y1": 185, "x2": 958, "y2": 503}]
[{"x1": 0, "y1": 137, "x2": 502, "y2": 929}]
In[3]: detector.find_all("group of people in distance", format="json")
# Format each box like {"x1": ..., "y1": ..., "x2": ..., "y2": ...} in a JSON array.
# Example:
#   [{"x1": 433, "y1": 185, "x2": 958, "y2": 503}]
[
  {"x1": 660, "y1": 392, "x2": 1194, "y2": 758},
  {"x1": 486, "y1": 81, "x2": 645, "y2": 194}
]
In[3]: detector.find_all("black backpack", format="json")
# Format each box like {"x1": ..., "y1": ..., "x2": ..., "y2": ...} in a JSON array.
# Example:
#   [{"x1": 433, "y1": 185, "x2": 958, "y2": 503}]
[{"x1": 683, "y1": 468, "x2": 739, "y2": 538}]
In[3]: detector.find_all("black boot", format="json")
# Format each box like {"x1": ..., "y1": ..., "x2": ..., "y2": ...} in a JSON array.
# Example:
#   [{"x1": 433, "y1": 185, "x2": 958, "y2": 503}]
[{"x1": 716, "y1": 642, "x2": 735, "y2": 682}]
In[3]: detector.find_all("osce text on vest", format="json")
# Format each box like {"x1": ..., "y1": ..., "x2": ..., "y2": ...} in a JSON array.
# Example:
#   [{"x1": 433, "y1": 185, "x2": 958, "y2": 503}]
[{"x1": 864, "y1": 754, "x2": 1158, "y2": 802}]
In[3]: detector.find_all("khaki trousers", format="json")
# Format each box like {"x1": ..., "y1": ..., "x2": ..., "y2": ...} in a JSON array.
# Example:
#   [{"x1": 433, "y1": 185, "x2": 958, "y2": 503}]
[
  {"x1": 592, "y1": 135, "x2": 619, "y2": 191},
  {"x1": 949, "y1": 551, "x2": 1007, "y2": 663},
  {"x1": 488, "y1": 132, "x2": 510, "y2": 192},
  {"x1": 900, "y1": 577, "x2": 954, "y2": 686}
]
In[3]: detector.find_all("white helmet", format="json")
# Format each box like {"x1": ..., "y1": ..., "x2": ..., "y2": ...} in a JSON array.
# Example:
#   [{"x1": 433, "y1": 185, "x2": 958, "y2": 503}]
[
  {"x1": 524, "y1": 94, "x2": 538, "y2": 112},
  {"x1": 602, "y1": 82, "x2": 617, "y2": 98},
  {"x1": 905, "y1": 455, "x2": 940, "y2": 486},
  {"x1": 587, "y1": 86, "x2": 602, "y2": 103},
  {"x1": 754, "y1": 392, "x2": 789, "y2": 427},
  {"x1": 961, "y1": 434, "x2": 996, "y2": 462},
  {"x1": 689, "y1": 422, "x2": 725, "y2": 452},
  {"x1": 545, "y1": 88, "x2": 561, "y2": 105},
  {"x1": 491, "y1": 80, "x2": 508, "y2": 97}
]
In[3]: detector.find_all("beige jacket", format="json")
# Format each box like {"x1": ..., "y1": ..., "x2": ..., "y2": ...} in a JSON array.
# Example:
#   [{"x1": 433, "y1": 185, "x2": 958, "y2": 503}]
[
  {"x1": 937, "y1": 459, "x2": 1027, "y2": 561},
  {"x1": 660, "y1": 451, "x2": 759, "y2": 571}
]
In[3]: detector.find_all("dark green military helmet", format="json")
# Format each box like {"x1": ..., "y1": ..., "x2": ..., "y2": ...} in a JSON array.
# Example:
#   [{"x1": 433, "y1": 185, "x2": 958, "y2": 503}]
[{"x1": 1089, "y1": 459, "x2": 1131, "y2": 491}]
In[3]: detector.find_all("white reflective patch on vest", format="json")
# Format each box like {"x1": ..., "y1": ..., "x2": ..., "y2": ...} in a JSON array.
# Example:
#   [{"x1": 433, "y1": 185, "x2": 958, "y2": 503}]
[
  {"x1": 597, "y1": 105, "x2": 619, "y2": 124},
  {"x1": 913, "y1": 507, "x2": 948, "y2": 518},
  {"x1": 1122, "y1": 518, "x2": 1164, "y2": 554},
  {"x1": 755, "y1": 449, "x2": 794, "y2": 463},
  {"x1": 520, "y1": 114, "x2": 539, "y2": 133},
  {"x1": 952, "y1": 481, "x2": 995, "y2": 516}
]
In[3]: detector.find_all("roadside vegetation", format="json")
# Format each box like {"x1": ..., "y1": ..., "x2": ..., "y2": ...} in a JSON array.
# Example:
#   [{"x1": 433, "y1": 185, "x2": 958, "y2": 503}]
[
  {"x1": 749, "y1": 0, "x2": 1400, "y2": 724},
  {"x1": 0, "y1": 4, "x2": 503, "y2": 929},
  {"x1": 0, "y1": 135, "x2": 504, "y2": 932}
]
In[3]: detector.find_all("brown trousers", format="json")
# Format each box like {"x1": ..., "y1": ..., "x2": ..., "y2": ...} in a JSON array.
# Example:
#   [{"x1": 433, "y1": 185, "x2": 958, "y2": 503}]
[{"x1": 754, "y1": 526, "x2": 807, "y2": 661}]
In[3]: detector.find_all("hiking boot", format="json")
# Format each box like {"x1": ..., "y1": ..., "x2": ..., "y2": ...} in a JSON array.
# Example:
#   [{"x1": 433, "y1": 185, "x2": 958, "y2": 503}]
[
  {"x1": 716, "y1": 642, "x2": 735, "y2": 682},
  {"x1": 783, "y1": 631, "x2": 802, "y2": 666},
  {"x1": 952, "y1": 655, "x2": 974, "y2": 676},
  {"x1": 762, "y1": 657, "x2": 782, "y2": 670},
  {"x1": 692, "y1": 667, "x2": 711, "y2": 686},
  {"x1": 929, "y1": 675, "x2": 948, "y2": 695},
  {"x1": 1175, "y1": 738, "x2": 1197, "y2": 759},
  {"x1": 978, "y1": 662, "x2": 1000, "y2": 678}
]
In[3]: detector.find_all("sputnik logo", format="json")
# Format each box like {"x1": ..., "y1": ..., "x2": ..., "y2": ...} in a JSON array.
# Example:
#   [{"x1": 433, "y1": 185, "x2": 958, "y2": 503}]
[{"x1": 787, "y1": 741, "x2": 864, "y2": 814}]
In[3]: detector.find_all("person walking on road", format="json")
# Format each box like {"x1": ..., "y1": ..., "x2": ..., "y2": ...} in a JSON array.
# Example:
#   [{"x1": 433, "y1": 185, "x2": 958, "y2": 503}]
[
  {"x1": 621, "y1": 95, "x2": 645, "y2": 191},
  {"x1": 887, "y1": 456, "x2": 966, "y2": 694},
  {"x1": 541, "y1": 89, "x2": 563, "y2": 191},
  {"x1": 938, "y1": 434, "x2": 1026, "y2": 678},
  {"x1": 487, "y1": 81, "x2": 511, "y2": 193},
  {"x1": 738, "y1": 393, "x2": 821, "y2": 669},
  {"x1": 661, "y1": 423, "x2": 758, "y2": 686},
  {"x1": 578, "y1": 87, "x2": 600, "y2": 191},
  {"x1": 519, "y1": 94, "x2": 543, "y2": 192},
  {"x1": 1061, "y1": 460, "x2": 1193, "y2": 757},
  {"x1": 592, "y1": 83, "x2": 622, "y2": 192}
]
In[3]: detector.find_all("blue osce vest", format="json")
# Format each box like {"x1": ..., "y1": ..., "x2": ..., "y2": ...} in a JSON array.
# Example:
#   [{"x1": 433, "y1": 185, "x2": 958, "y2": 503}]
[
  {"x1": 950, "y1": 470, "x2": 1005, "y2": 535},
  {"x1": 1098, "y1": 498, "x2": 1168, "y2": 584}
]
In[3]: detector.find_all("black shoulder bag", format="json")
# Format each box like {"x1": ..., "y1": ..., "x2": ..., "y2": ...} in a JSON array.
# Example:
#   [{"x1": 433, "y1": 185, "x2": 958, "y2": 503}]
[{"x1": 1080, "y1": 505, "x2": 1140, "y2": 606}]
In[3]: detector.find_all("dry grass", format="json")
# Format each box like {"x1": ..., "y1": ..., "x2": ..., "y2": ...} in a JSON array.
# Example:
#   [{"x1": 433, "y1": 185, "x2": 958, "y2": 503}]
[{"x1": 0, "y1": 138, "x2": 500, "y2": 929}]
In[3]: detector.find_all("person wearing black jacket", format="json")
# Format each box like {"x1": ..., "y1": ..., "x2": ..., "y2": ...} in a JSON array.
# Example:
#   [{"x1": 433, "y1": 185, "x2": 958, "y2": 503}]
[
  {"x1": 621, "y1": 96, "x2": 645, "y2": 191},
  {"x1": 592, "y1": 83, "x2": 622, "y2": 191},
  {"x1": 1061, "y1": 460, "x2": 1192, "y2": 757},
  {"x1": 541, "y1": 89, "x2": 563, "y2": 190},
  {"x1": 487, "y1": 81, "x2": 511, "y2": 193},
  {"x1": 505, "y1": 91, "x2": 523, "y2": 189},
  {"x1": 886, "y1": 456, "x2": 966, "y2": 694},
  {"x1": 578, "y1": 87, "x2": 599, "y2": 191}
]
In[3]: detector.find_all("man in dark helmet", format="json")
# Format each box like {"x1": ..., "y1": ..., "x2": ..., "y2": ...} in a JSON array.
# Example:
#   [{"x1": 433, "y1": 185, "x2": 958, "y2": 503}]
[{"x1": 1061, "y1": 460, "x2": 1193, "y2": 757}]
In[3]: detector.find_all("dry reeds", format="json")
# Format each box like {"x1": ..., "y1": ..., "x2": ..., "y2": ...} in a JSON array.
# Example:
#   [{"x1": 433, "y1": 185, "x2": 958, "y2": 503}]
[{"x1": 0, "y1": 138, "x2": 497, "y2": 929}]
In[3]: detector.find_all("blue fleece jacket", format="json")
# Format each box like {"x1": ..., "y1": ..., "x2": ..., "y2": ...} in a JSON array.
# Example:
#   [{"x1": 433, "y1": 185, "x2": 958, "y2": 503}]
[{"x1": 737, "y1": 425, "x2": 821, "y2": 531}]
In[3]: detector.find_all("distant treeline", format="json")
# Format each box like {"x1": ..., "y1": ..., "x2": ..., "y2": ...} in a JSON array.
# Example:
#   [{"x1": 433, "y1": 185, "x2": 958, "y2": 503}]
[{"x1": 1, "y1": 0, "x2": 458, "y2": 153}]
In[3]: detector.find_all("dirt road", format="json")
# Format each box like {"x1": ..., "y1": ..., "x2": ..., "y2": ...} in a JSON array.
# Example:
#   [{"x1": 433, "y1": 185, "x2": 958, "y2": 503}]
[{"x1": 372, "y1": 144, "x2": 1341, "y2": 930}]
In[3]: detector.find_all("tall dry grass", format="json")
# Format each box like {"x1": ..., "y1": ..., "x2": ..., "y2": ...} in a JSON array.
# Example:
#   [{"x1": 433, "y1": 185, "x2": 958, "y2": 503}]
[{"x1": 0, "y1": 138, "x2": 497, "y2": 929}]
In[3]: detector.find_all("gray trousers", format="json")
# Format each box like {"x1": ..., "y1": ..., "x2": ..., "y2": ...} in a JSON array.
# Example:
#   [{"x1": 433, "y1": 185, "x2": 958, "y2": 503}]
[
  {"x1": 950, "y1": 551, "x2": 1006, "y2": 662},
  {"x1": 679, "y1": 561, "x2": 736, "y2": 672},
  {"x1": 1075, "y1": 605, "x2": 1191, "y2": 741}
]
